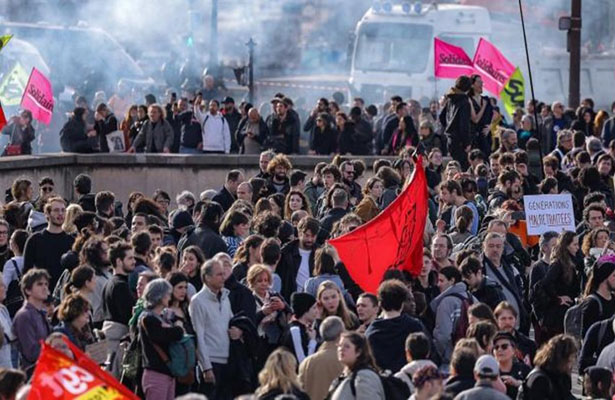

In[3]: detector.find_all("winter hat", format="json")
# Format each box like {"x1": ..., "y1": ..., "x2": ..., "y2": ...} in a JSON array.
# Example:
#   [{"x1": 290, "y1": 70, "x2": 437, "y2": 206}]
[
  {"x1": 291, "y1": 292, "x2": 316, "y2": 318},
  {"x1": 474, "y1": 355, "x2": 499, "y2": 378},
  {"x1": 593, "y1": 257, "x2": 615, "y2": 284},
  {"x1": 171, "y1": 210, "x2": 193, "y2": 230}
]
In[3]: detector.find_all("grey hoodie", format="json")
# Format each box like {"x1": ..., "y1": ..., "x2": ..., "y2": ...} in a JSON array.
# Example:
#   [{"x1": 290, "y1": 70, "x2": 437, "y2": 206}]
[{"x1": 430, "y1": 282, "x2": 476, "y2": 365}]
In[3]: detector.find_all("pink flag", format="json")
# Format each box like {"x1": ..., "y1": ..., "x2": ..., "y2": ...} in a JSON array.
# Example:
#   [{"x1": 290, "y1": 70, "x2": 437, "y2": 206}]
[
  {"x1": 20, "y1": 67, "x2": 54, "y2": 125},
  {"x1": 472, "y1": 38, "x2": 515, "y2": 95},
  {"x1": 434, "y1": 38, "x2": 474, "y2": 79}
]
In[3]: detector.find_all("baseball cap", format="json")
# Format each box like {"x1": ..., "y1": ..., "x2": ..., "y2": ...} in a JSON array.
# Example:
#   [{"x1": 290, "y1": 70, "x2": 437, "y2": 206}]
[
  {"x1": 222, "y1": 96, "x2": 235, "y2": 104},
  {"x1": 474, "y1": 355, "x2": 499, "y2": 378}
]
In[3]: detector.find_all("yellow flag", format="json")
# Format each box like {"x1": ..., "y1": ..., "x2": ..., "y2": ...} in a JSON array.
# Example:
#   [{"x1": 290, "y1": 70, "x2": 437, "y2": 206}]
[
  {"x1": 0, "y1": 62, "x2": 29, "y2": 106},
  {"x1": 0, "y1": 34, "x2": 12, "y2": 51},
  {"x1": 501, "y1": 67, "x2": 525, "y2": 118}
]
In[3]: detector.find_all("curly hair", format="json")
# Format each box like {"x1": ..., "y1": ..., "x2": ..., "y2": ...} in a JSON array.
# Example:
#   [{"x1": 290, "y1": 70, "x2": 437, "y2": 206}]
[
  {"x1": 266, "y1": 154, "x2": 292, "y2": 175},
  {"x1": 533, "y1": 334, "x2": 578, "y2": 374}
]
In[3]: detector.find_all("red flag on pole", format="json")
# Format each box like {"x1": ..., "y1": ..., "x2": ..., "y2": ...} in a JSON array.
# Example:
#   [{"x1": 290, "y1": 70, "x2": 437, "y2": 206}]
[
  {"x1": 329, "y1": 157, "x2": 429, "y2": 293},
  {"x1": 0, "y1": 103, "x2": 6, "y2": 131},
  {"x1": 28, "y1": 338, "x2": 139, "y2": 400}
]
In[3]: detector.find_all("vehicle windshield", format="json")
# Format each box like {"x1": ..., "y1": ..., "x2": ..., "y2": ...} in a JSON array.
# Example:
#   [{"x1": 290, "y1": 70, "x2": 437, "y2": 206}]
[{"x1": 354, "y1": 22, "x2": 433, "y2": 73}]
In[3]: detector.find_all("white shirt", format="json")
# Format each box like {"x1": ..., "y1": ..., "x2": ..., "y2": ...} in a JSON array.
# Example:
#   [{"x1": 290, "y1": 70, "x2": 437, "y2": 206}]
[{"x1": 296, "y1": 248, "x2": 312, "y2": 292}]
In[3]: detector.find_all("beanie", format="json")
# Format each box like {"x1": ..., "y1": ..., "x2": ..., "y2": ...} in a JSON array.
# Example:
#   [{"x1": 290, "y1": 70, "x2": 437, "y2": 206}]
[
  {"x1": 593, "y1": 257, "x2": 615, "y2": 284},
  {"x1": 291, "y1": 292, "x2": 316, "y2": 318}
]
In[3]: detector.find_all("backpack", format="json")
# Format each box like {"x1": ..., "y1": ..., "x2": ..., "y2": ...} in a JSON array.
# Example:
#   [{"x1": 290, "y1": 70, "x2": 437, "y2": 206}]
[
  {"x1": 4, "y1": 260, "x2": 23, "y2": 318},
  {"x1": 564, "y1": 294, "x2": 603, "y2": 341},
  {"x1": 445, "y1": 291, "x2": 474, "y2": 345},
  {"x1": 349, "y1": 369, "x2": 410, "y2": 400},
  {"x1": 516, "y1": 368, "x2": 552, "y2": 400},
  {"x1": 120, "y1": 334, "x2": 141, "y2": 385},
  {"x1": 140, "y1": 315, "x2": 196, "y2": 384}
]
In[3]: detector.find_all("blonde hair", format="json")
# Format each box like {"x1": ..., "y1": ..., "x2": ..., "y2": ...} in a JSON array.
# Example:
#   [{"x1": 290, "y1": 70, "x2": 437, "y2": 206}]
[
  {"x1": 246, "y1": 264, "x2": 272, "y2": 290},
  {"x1": 317, "y1": 280, "x2": 354, "y2": 329},
  {"x1": 62, "y1": 204, "x2": 83, "y2": 235},
  {"x1": 255, "y1": 349, "x2": 300, "y2": 396}
]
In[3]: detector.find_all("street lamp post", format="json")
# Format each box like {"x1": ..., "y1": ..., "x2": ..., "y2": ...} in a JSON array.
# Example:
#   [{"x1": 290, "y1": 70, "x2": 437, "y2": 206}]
[
  {"x1": 246, "y1": 37, "x2": 256, "y2": 104},
  {"x1": 209, "y1": 0, "x2": 219, "y2": 75}
]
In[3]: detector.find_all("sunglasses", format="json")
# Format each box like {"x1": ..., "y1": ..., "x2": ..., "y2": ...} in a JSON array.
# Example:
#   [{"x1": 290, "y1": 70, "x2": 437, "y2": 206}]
[
  {"x1": 41, "y1": 186, "x2": 54, "y2": 192},
  {"x1": 495, "y1": 343, "x2": 510, "y2": 351}
]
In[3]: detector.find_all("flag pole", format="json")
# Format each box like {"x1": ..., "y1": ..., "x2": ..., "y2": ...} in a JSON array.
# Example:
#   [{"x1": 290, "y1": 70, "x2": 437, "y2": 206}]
[{"x1": 518, "y1": 0, "x2": 544, "y2": 175}]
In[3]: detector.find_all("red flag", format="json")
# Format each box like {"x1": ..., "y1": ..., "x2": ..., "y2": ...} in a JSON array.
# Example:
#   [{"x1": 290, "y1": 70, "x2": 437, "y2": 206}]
[
  {"x1": 28, "y1": 338, "x2": 139, "y2": 400},
  {"x1": 434, "y1": 37, "x2": 475, "y2": 79},
  {"x1": 0, "y1": 103, "x2": 6, "y2": 131},
  {"x1": 329, "y1": 157, "x2": 429, "y2": 293}
]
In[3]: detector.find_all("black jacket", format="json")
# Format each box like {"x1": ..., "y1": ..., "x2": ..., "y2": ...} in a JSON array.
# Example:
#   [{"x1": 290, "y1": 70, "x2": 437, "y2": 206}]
[
  {"x1": 96, "y1": 113, "x2": 119, "y2": 152},
  {"x1": 443, "y1": 90, "x2": 471, "y2": 146},
  {"x1": 176, "y1": 110, "x2": 202, "y2": 149},
  {"x1": 472, "y1": 277, "x2": 506, "y2": 311},
  {"x1": 365, "y1": 314, "x2": 427, "y2": 373},
  {"x1": 444, "y1": 375, "x2": 475, "y2": 398},
  {"x1": 223, "y1": 108, "x2": 242, "y2": 153},
  {"x1": 523, "y1": 368, "x2": 576, "y2": 400},
  {"x1": 212, "y1": 186, "x2": 236, "y2": 212},
  {"x1": 225, "y1": 274, "x2": 257, "y2": 323},
  {"x1": 228, "y1": 314, "x2": 259, "y2": 396},
  {"x1": 177, "y1": 224, "x2": 228, "y2": 259},
  {"x1": 310, "y1": 125, "x2": 338, "y2": 155},
  {"x1": 277, "y1": 240, "x2": 316, "y2": 302},
  {"x1": 317, "y1": 207, "x2": 347, "y2": 245},
  {"x1": 350, "y1": 118, "x2": 374, "y2": 155},
  {"x1": 579, "y1": 316, "x2": 615, "y2": 373},
  {"x1": 60, "y1": 118, "x2": 96, "y2": 153},
  {"x1": 265, "y1": 112, "x2": 300, "y2": 154}
]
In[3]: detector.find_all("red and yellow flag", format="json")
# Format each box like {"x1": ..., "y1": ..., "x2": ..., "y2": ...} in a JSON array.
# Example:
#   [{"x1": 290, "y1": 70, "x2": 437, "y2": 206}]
[{"x1": 28, "y1": 338, "x2": 139, "y2": 400}]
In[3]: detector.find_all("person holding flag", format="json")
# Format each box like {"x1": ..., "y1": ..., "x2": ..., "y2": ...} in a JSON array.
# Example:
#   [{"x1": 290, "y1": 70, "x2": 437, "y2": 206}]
[{"x1": 1, "y1": 110, "x2": 35, "y2": 156}]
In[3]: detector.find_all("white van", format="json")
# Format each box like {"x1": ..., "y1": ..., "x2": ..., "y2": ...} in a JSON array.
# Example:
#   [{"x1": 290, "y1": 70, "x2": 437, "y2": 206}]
[{"x1": 348, "y1": 2, "x2": 491, "y2": 104}]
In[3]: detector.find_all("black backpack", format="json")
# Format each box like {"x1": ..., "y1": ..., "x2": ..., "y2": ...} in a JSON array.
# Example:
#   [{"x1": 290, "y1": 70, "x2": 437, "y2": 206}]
[
  {"x1": 564, "y1": 294, "x2": 603, "y2": 341},
  {"x1": 350, "y1": 369, "x2": 410, "y2": 400},
  {"x1": 517, "y1": 368, "x2": 552, "y2": 400},
  {"x1": 4, "y1": 260, "x2": 23, "y2": 318}
]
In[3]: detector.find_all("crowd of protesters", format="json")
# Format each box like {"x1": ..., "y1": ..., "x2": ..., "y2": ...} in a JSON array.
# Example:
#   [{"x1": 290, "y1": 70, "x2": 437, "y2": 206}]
[{"x1": 0, "y1": 72, "x2": 614, "y2": 400}]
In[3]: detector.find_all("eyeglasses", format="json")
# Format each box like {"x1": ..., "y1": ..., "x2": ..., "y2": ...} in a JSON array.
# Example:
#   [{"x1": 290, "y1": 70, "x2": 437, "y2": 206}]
[
  {"x1": 0, "y1": 231, "x2": 8, "y2": 236},
  {"x1": 41, "y1": 186, "x2": 53, "y2": 192},
  {"x1": 494, "y1": 343, "x2": 510, "y2": 351}
]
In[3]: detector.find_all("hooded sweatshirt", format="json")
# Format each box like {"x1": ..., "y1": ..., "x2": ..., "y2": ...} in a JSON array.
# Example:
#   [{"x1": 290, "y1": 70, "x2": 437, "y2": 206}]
[
  {"x1": 365, "y1": 313, "x2": 426, "y2": 373},
  {"x1": 430, "y1": 282, "x2": 475, "y2": 365}
]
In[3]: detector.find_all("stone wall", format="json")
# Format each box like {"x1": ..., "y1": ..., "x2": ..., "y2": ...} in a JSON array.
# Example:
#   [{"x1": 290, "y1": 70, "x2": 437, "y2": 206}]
[{"x1": 0, "y1": 154, "x2": 390, "y2": 207}]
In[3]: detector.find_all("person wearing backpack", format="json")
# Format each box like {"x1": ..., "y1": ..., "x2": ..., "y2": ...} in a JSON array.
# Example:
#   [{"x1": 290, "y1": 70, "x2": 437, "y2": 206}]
[
  {"x1": 139, "y1": 278, "x2": 184, "y2": 400},
  {"x1": 193, "y1": 96, "x2": 231, "y2": 154},
  {"x1": 328, "y1": 332, "x2": 385, "y2": 400},
  {"x1": 518, "y1": 334, "x2": 577, "y2": 400},
  {"x1": 579, "y1": 257, "x2": 615, "y2": 337},
  {"x1": 579, "y1": 316, "x2": 615, "y2": 373},
  {"x1": 430, "y1": 266, "x2": 475, "y2": 369},
  {"x1": 2, "y1": 229, "x2": 28, "y2": 318}
]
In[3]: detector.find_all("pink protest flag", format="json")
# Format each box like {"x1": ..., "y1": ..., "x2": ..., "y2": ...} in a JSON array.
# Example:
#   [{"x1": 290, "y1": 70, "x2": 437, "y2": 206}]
[
  {"x1": 20, "y1": 67, "x2": 54, "y2": 125},
  {"x1": 472, "y1": 38, "x2": 515, "y2": 96},
  {"x1": 434, "y1": 37, "x2": 475, "y2": 79}
]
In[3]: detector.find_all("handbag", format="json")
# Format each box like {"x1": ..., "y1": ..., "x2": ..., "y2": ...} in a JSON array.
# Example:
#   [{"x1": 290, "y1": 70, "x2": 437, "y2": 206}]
[{"x1": 3, "y1": 125, "x2": 22, "y2": 156}]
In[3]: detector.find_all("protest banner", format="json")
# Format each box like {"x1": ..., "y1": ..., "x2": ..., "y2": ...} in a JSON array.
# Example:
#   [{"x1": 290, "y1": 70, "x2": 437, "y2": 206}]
[
  {"x1": 472, "y1": 38, "x2": 516, "y2": 95},
  {"x1": 28, "y1": 338, "x2": 138, "y2": 400},
  {"x1": 20, "y1": 67, "x2": 54, "y2": 125},
  {"x1": 501, "y1": 67, "x2": 525, "y2": 117},
  {"x1": 523, "y1": 193, "x2": 575, "y2": 235},
  {"x1": 434, "y1": 37, "x2": 475, "y2": 79},
  {"x1": 0, "y1": 62, "x2": 29, "y2": 106},
  {"x1": 106, "y1": 130, "x2": 127, "y2": 153},
  {"x1": 0, "y1": 34, "x2": 12, "y2": 51}
]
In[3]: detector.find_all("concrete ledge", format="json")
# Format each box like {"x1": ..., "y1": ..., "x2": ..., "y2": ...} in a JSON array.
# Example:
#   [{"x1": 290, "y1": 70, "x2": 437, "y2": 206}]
[{"x1": 0, "y1": 153, "x2": 396, "y2": 206}]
